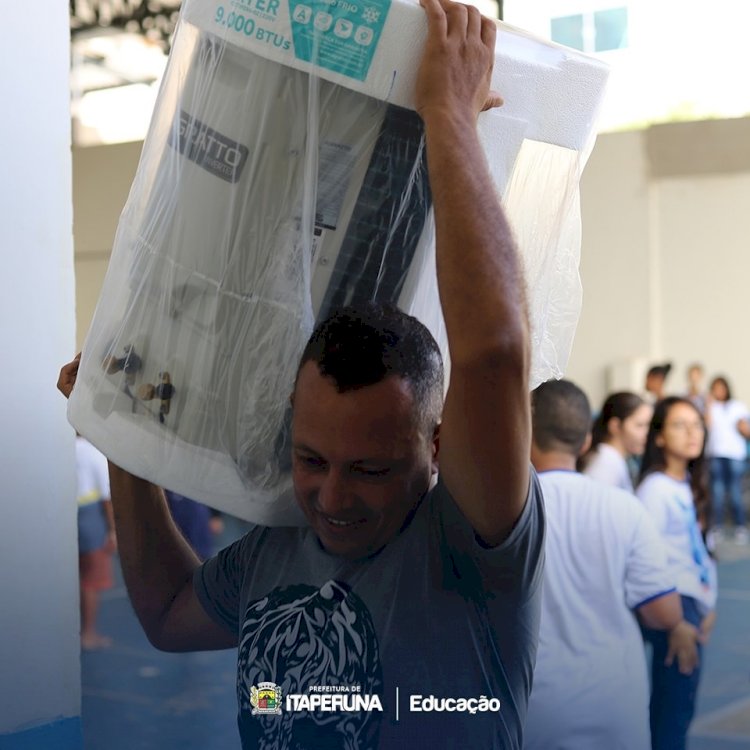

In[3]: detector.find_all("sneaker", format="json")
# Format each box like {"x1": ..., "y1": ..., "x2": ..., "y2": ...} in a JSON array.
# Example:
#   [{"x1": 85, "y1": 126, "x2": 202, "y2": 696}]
[{"x1": 734, "y1": 526, "x2": 750, "y2": 545}]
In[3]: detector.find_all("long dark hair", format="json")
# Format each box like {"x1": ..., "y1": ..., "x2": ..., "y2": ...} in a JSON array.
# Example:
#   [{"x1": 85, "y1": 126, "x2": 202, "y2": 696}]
[
  {"x1": 578, "y1": 391, "x2": 644, "y2": 470},
  {"x1": 638, "y1": 397, "x2": 710, "y2": 530}
]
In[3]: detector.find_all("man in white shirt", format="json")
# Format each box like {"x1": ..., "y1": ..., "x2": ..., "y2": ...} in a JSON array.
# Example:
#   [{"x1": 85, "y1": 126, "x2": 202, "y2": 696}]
[{"x1": 525, "y1": 379, "x2": 693, "y2": 750}]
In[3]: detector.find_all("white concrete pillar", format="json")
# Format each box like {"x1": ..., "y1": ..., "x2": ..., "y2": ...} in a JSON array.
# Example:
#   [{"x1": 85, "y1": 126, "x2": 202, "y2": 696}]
[{"x1": 0, "y1": 2, "x2": 81, "y2": 746}]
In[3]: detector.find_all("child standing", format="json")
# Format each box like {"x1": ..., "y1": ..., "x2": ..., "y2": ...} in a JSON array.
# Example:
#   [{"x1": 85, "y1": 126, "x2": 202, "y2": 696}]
[
  {"x1": 581, "y1": 391, "x2": 652, "y2": 492},
  {"x1": 636, "y1": 397, "x2": 717, "y2": 750}
]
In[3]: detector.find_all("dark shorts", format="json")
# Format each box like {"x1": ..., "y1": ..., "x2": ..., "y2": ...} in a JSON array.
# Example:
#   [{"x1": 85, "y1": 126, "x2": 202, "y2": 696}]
[{"x1": 79, "y1": 548, "x2": 114, "y2": 591}]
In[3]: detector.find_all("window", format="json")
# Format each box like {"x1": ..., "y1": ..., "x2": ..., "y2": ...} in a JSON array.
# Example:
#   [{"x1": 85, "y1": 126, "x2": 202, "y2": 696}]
[
  {"x1": 551, "y1": 14, "x2": 585, "y2": 51},
  {"x1": 594, "y1": 7, "x2": 628, "y2": 51},
  {"x1": 550, "y1": 7, "x2": 628, "y2": 53}
]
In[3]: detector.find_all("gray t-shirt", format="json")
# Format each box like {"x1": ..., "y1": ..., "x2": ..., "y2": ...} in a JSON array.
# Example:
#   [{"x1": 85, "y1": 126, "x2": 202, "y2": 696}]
[{"x1": 195, "y1": 473, "x2": 545, "y2": 749}]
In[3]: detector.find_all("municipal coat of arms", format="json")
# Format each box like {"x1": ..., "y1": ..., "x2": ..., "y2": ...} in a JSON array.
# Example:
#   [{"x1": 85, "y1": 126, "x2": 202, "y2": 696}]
[{"x1": 250, "y1": 682, "x2": 283, "y2": 715}]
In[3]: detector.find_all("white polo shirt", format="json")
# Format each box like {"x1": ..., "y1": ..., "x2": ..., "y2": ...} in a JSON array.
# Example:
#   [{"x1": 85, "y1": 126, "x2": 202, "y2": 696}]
[
  {"x1": 637, "y1": 471, "x2": 717, "y2": 614},
  {"x1": 524, "y1": 470, "x2": 675, "y2": 750},
  {"x1": 583, "y1": 442, "x2": 633, "y2": 492},
  {"x1": 706, "y1": 399, "x2": 749, "y2": 461}
]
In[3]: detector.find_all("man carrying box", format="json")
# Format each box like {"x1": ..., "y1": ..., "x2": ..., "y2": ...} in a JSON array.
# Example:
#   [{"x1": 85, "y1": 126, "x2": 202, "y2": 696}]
[{"x1": 59, "y1": 0, "x2": 544, "y2": 746}]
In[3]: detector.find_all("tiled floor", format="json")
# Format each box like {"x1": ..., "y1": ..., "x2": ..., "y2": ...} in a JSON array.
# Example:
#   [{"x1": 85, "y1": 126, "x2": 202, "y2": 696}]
[{"x1": 81, "y1": 525, "x2": 750, "y2": 749}]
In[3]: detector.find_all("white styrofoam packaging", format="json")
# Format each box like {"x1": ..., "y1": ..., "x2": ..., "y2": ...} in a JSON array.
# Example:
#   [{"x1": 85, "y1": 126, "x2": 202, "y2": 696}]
[{"x1": 68, "y1": 0, "x2": 609, "y2": 523}]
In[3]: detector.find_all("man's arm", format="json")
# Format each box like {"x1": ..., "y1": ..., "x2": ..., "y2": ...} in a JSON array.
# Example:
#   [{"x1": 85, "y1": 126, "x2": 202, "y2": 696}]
[
  {"x1": 58, "y1": 356, "x2": 236, "y2": 652},
  {"x1": 108, "y1": 466, "x2": 237, "y2": 652},
  {"x1": 416, "y1": 0, "x2": 530, "y2": 546}
]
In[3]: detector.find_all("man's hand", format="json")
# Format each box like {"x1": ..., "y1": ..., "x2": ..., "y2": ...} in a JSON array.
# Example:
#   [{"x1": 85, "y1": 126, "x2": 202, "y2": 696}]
[
  {"x1": 666, "y1": 620, "x2": 700, "y2": 675},
  {"x1": 57, "y1": 353, "x2": 81, "y2": 399},
  {"x1": 415, "y1": 0, "x2": 502, "y2": 122}
]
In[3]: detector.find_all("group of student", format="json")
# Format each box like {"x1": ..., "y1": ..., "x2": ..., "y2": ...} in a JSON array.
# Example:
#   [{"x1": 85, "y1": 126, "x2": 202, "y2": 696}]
[
  {"x1": 530, "y1": 363, "x2": 749, "y2": 749},
  {"x1": 582, "y1": 363, "x2": 750, "y2": 544},
  {"x1": 527, "y1": 378, "x2": 716, "y2": 750}
]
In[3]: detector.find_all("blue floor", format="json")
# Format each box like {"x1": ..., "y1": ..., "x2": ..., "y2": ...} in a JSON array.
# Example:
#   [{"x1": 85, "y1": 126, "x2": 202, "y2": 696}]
[
  {"x1": 82, "y1": 525, "x2": 750, "y2": 749},
  {"x1": 688, "y1": 542, "x2": 750, "y2": 749},
  {"x1": 82, "y1": 517, "x2": 247, "y2": 750}
]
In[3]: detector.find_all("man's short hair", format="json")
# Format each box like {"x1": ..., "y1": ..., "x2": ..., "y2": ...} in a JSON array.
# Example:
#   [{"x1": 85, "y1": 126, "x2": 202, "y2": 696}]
[
  {"x1": 531, "y1": 379, "x2": 591, "y2": 455},
  {"x1": 296, "y1": 303, "x2": 444, "y2": 436}
]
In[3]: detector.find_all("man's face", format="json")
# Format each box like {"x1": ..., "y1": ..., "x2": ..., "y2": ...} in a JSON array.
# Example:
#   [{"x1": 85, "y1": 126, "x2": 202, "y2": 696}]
[{"x1": 291, "y1": 362, "x2": 438, "y2": 560}]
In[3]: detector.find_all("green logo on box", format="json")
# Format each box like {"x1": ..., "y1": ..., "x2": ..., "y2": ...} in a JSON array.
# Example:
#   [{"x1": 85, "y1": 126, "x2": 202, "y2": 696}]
[{"x1": 288, "y1": 0, "x2": 391, "y2": 81}]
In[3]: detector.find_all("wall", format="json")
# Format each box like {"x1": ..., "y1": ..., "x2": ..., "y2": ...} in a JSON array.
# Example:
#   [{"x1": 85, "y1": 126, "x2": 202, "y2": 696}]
[
  {"x1": 565, "y1": 129, "x2": 654, "y2": 400},
  {"x1": 651, "y1": 118, "x2": 750, "y2": 410},
  {"x1": 0, "y1": 3, "x2": 82, "y2": 747},
  {"x1": 73, "y1": 141, "x2": 142, "y2": 351},
  {"x1": 72, "y1": 117, "x2": 750, "y2": 411},
  {"x1": 567, "y1": 117, "x2": 750, "y2": 407}
]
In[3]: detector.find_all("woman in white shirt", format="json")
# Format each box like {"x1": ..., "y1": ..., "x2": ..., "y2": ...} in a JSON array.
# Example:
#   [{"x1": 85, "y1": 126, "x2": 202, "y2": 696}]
[
  {"x1": 705, "y1": 376, "x2": 750, "y2": 540},
  {"x1": 580, "y1": 391, "x2": 652, "y2": 492},
  {"x1": 637, "y1": 397, "x2": 717, "y2": 750}
]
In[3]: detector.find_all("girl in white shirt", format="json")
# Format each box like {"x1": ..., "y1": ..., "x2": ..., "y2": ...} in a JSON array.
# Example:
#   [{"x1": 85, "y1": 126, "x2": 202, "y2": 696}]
[
  {"x1": 637, "y1": 397, "x2": 717, "y2": 750},
  {"x1": 580, "y1": 391, "x2": 652, "y2": 492}
]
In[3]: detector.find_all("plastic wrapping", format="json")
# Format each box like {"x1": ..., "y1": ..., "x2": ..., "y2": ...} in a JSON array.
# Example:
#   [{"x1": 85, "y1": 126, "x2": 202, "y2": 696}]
[{"x1": 68, "y1": 0, "x2": 609, "y2": 522}]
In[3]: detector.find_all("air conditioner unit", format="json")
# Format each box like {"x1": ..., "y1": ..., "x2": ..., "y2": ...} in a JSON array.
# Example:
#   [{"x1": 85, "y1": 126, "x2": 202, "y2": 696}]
[{"x1": 68, "y1": 0, "x2": 609, "y2": 523}]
